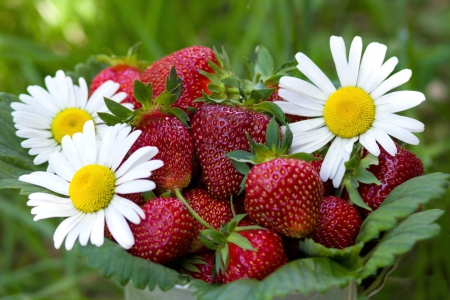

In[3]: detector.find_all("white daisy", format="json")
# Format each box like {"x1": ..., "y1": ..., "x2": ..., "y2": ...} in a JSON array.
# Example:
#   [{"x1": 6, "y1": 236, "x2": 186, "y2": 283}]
[
  {"x1": 275, "y1": 36, "x2": 425, "y2": 187},
  {"x1": 11, "y1": 70, "x2": 132, "y2": 165},
  {"x1": 19, "y1": 120, "x2": 163, "y2": 250}
]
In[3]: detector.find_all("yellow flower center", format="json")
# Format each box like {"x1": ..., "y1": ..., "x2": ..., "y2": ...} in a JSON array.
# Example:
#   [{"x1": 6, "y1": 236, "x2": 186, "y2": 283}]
[
  {"x1": 323, "y1": 87, "x2": 375, "y2": 138},
  {"x1": 69, "y1": 165, "x2": 116, "y2": 213},
  {"x1": 51, "y1": 108, "x2": 93, "y2": 144}
]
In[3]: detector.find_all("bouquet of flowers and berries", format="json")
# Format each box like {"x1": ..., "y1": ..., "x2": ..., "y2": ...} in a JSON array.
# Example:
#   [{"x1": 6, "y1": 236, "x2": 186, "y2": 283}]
[{"x1": 0, "y1": 36, "x2": 448, "y2": 300}]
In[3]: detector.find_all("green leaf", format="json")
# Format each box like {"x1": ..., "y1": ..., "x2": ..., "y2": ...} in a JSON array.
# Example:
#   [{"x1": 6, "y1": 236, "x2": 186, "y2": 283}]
[
  {"x1": 165, "y1": 107, "x2": 190, "y2": 128},
  {"x1": 191, "y1": 257, "x2": 358, "y2": 300},
  {"x1": 227, "y1": 232, "x2": 256, "y2": 251},
  {"x1": 252, "y1": 101, "x2": 286, "y2": 125},
  {"x1": 66, "y1": 57, "x2": 109, "y2": 86},
  {"x1": 353, "y1": 165, "x2": 381, "y2": 185},
  {"x1": 103, "y1": 97, "x2": 133, "y2": 119},
  {"x1": 254, "y1": 45, "x2": 274, "y2": 80},
  {"x1": 133, "y1": 80, "x2": 153, "y2": 109},
  {"x1": 298, "y1": 238, "x2": 364, "y2": 272},
  {"x1": 0, "y1": 93, "x2": 47, "y2": 193},
  {"x1": 264, "y1": 118, "x2": 280, "y2": 153},
  {"x1": 226, "y1": 150, "x2": 257, "y2": 164},
  {"x1": 97, "y1": 112, "x2": 125, "y2": 126},
  {"x1": 165, "y1": 66, "x2": 182, "y2": 97},
  {"x1": 360, "y1": 209, "x2": 444, "y2": 278},
  {"x1": 220, "y1": 77, "x2": 240, "y2": 89},
  {"x1": 249, "y1": 88, "x2": 275, "y2": 101},
  {"x1": 356, "y1": 172, "x2": 450, "y2": 244},
  {"x1": 359, "y1": 153, "x2": 379, "y2": 169},
  {"x1": 345, "y1": 179, "x2": 372, "y2": 211},
  {"x1": 74, "y1": 239, "x2": 188, "y2": 290}
]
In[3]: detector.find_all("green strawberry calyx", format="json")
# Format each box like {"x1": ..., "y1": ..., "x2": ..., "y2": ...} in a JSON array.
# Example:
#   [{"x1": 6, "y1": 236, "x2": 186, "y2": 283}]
[
  {"x1": 94, "y1": 42, "x2": 150, "y2": 70},
  {"x1": 98, "y1": 66, "x2": 189, "y2": 127},
  {"x1": 175, "y1": 189, "x2": 263, "y2": 276},
  {"x1": 194, "y1": 47, "x2": 288, "y2": 125}
]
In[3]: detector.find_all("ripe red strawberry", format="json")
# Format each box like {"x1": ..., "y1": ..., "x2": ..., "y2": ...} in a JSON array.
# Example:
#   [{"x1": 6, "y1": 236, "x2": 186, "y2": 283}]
[
  {"x1": 142, "y1": 45, "x2": 218, "y2": 114},
  {"x1": 99, "y1": 69, "x2": 194, "y2": 194},
  {"x1": 221, "y1": 227, "x2": 288, "y2": 283},
  {"x1": 179, "y1": 252, "x2": 222, "y2": 283},
  {"x1": 357, "y1": 143, "x2": 424, "y2": 214},
  {"x1": 228, "y1": 119, "x2": 323, "y2": 238},
  {"x1": 309, "y1": 196, "x2": 363, "y2": 249},
  {"x1": 191, "y1": 104, "x2": 275, "y2": 199},
  {"x1": 183, "y1": 188, "x2": 234, "y2": 253},
  {"x1": 128, "y1": 197, "x2": 195, "y2": 264},
  {"x1": 90, "y1": 44, "x2": 147, "y2": 108},
  {"x1": 245, "y1": 157, "x2": 323, "y2": 238}
]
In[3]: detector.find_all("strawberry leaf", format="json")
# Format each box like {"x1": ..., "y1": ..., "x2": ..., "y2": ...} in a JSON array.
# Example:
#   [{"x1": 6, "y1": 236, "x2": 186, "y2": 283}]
[
  {"x1": 254, "y1": 45, "x2": 275, "y2": 81},
  {"x1": 265, "y1": 118, "x2": 281, "y2": 153},
  {"x1": 103, "y1": 97, "x2": 133, "y2": 119},
  {"x1": 249, "y1": 88, "x2": 275, "y2": 102},
  {"x1": 97, "y1": 112, "x2": 126, "y2": 126},
  {"x1": 360, "y1": 209, "x2": 444, "y2": 278},
  {"x1": 133, "y1": 80, "x2": 153, "y2": 109},
  {"x1": 74, "y1": 239, "x2": 188, "y2": 290},
  {"x1": 227, "y1": 232, "x2": 256, "y2": 251},
  {"x1": 0, "y1": 93, "x2": 47, "y2": 193},
  {"x1": 345, "y1": 180, "x2": 372, "y2": 211},
  {"x1": 356, "y1": 172, "x2": 450, "y2": 244}
]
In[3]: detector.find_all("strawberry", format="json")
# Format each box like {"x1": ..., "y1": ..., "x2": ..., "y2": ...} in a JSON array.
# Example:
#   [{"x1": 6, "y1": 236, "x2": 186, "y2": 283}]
[
  {"x1": 176, "y1": 190, "x2": 288, "y2": 283},
  {"x1": 128, "y1": 197, "x2": 195, "y2": 264},
  {"x1": 142, "y1": 45, "x2": 218, "y2": 115},
  {"x1": 179, "y1": 252, "x2": 222, "y2": 283},
  {"x1": 357, "y1": 143, "x2": 424, "y2": 214},
  {"x1": 191, "y1": 104, "x2": 276, "y2": 199},
  {"x1": 90, "y1": 44, "x2": 147, "y2": 108},
  {"x1": 309, "y1": 196, "x2": 363, "y2": 249},
  {"x1": 228, "y1": 119, "x2": 323, "y2": 238},
  {"x1": 183, "y1": 188, "x2": 234, "y2": 253},
  {"x1": 220, "y1": 226, "x2": 288, "y2": 283},
  {"x1": 99, "y1": 68, "x2": 194, "y2": 194}
]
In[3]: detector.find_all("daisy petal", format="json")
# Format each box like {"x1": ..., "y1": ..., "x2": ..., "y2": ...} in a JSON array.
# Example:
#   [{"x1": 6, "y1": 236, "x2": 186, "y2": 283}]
[
  {"x1": 375, "y1": 91, "x2": 425, "y2": 114},
  {"x1": 78, "y1": 213, "x2": 95, "y2": 246},
  {"x1": 64, "y1": 218, "x2": 85, "y2": 250},
  {"x1": 359, "y1": 129, "x2": 380, "y2": 156},
  {"x1": 372, "y1": 120, "x2": 420, "y2": 145},
  {"x1": 375, "y1": 113, "x2": 424, "y2": 132},
  {"x1": 105, "y1": 206, "x2": 135, "y2": 249},
  {"x1": 48, "y1": 152, "x2": 76, "y2": 182},
  {"x1": 364, "y1": 57, "x2": 398, "y2": 93},
  {"x1": 370, "y1": 127, "x2": 397, "y2": 156},
  {"x1": 348, "y1": 36, "x2": 363, "y2": 86},
  {"x1": 288, "y1": 117, "x2": 326, "y2": 132},
  {"x1": 32, "y1": 208, "x2": 78, "y2": 221},
  {"x1": 279, "y1": 76, "x2": 328, "y2": 102},
  {"x1": 278, "y1": 89, "x2": 324, "y2": 111},
  {"x1": 320, "y1": 137, "x2": 343, "y2": 182},
  {"x1": 111, "y1": 195, "x2": 144, "y2": 224},
  {"x1": 110, "y1": 130, "x2": 142, "y2": 172},
  {"x1": 19, "y1": 172, "x2": 69, "y2": 195},
  {"x1": 53, "y1": 212, "x2": 84, "y2": 249},
  {"x1": 291, "y1": 130, "x2": 334, "y2": 154},
  {"x1": 357, "y1": 42, "x2": 387, "y2": 89},
  {"x1": 330, "y1": 36, "x2": 352, "y2": 87},
  {"x1": 295, "y1": 52, "x2": 336, "y2": 95},
  {"x1": 82, "y1": 120, "x2": 97, "y2": 165},
  {"x1": 115, "y1": 146, "x2": 159, "y2": 178},
  {"x1": 61, "y1": 135, "x2": 83, "y2": 171},
  {"x1": 90, "y1": 210, "x2": 105, "y2": 247},
  {"x1": 332, "y1": 157, "x2": 347, "y2": 188},
  {"x1": 273, "y1": 101, "x2": 323, "y2": 117},
  {"x1": 115, "y1": 180, "x2": 156, "y2": 194},
  {"x1": 370, "y1": 69, "x2": 412, "y2": 99}
]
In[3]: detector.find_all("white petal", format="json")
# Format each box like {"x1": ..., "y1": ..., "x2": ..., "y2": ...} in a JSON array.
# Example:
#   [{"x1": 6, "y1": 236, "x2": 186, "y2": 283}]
[
  {"x1": 375, "y1": 92, "x2": 425, "y2": 114},
  {"x1": 28, "y1": 192, "x2": 72, "y2": 203},
  {"x1": 370, "y1": 69, "x2": 412, "y2": 99},
  {"x1": 78, "y1": 213, "x2": 95, "y2": 246},
  {"x1": 33, "y1": 147, "x2": 60, "y2": 165},
  {"x1": 330, "y1": 36, "x2": 352, "y2": 87},
  {"x1": 332, "y1": 157, "x2": 347, "y2": 188},
  {"x1": 90, "y1": 210, "x2": 105, "y2": 247},
  {"x1": 357, "y1": 42, "x2": 387, "y2": 89},
  {"x1": 61, "y1": 135, "x2": 83, "y2": 171},
  {"x1": 291, "y1": 129, "x2": 334, "y2": 154},
  {"x1": 85, "y1": 81, "x2": 120, "y2": 114},
  {"x1": 115, "y1": 180, "x2": 156, "y2": 194},
  {"x1": 45, "y1": 75, "x2": 64, "y2": 111},
  {"x1": 115, "y1": 146, "x2": 159, "y2": 178},
  {"x1": 48, "y1": 152, "x2": 75, "y2": 182},
  {"x1": 32, "y1": 208, "x2": 78, "y2": 221},
  {"x1": 375, "y1": 113, "x2": 424, "y2": 133},
  {"x1": 77, "y1": 78, "x2": 89, "y2": 109},
  {"x1": 13, "y1": 112, "x2": 51, "y2": 130},
  {"x1": 320, "y1": 137, "x2": 344, "y2": 181},
  {"x1": 26, "y1": 85, "x2": 60, "y2": 115},
  {"x1": 288, "y1": 117, "x2": 326, "y2": 132},
  {"x1": 64, "y1": 217, "x2": 87, "y2": 250},
  {"x1": 110, "y1": 195, "x2": 144, "y2": 224},
  {"x1": 82, "y1": 120, "x2": 97, "y2": 165},
  {"x1": 110, "y1": 130, "x2": 142, "y2": 172},
  {"x1": 125, "y1": 160, "x2": 164, "y2": 175},
  {"x1": 11, "y1": 101, "x2": 53, "y2": 119},
  {"x1": 30, "y1": 201, "x2": 74, "y2": 214},
  {"x1": 16, "y1": 128, "x2": 53, "y2": 139},
  {"x1": 359, "y1": 129, "x2": 380, "y2": 156},
  {"x1": 53, "y1": 212, "x2": 84, "y2": 249},
  {"x1": 273, "y1": 101, "x2": 323, "y2": 117},
  {"x1": 21, "y1": 138, "x2": 56, "y2": 148},
  {"x1": 115, "y1": 169, "x2": 151, "y2": 185},
  {"x1": 278, "y1": 89, "x2": 324, "y2": 111},
  {"x1": 72, "y1": 132, "x2": 86, "y2": 166},
  {"x1": 370, "y1": 127, "x2": 397, "y2": 156},
  {"x1": 291, "y1": 126, "x2": 331, "y2": 145},
  {"x1": 19, "y1": 172, "x2": 69, "y2": 195},
  {"x1": 348, "y1": 36, "x2": 363, "y2": 86},
  {"x1": 364, "y1": 57, "x2": 398, "y2": 93},
  {"x1": 372, "y1": 120, "x2": 420, "y2": 145},
  {"x1": 105, "y1": 206, "x2": 135, "y2": 249},
  {"x1": 295, "y1": 52, "x2": 336, "y2": 95},
  {"x1": 279, "y1": 76, "x2": 328, "y2": 102}
]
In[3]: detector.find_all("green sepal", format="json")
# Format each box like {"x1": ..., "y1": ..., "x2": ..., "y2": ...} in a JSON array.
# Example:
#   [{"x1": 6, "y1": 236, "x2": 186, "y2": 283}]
[
  {"x1": 97, "y1": 112, "x2": 126, "y2": 126},
  {"x1": 265, "y1": 117, "x2": 281, "y2": 153},
  {"x1": 279, "y1": 124, "x2": 293, "y2": 154},
  {"x1": 249, "y1": 88, "x2": 276, "y2": 102},
  {"x1": 226, "y1": 150, "x2": 258, "y2": 165},
  {"x1": 134, "y1": 80, "x2": 153, "y2": 109},
  {"x1": 252, "y1": 101, "x2": 286, "y2": 125},
  {"x1": 103, "y1": 97, "x2": 133, "y2": 119},
  {"x1": 345, "y1": 180, "x2": 372, "y2": 211},
  {"x1": 142, "y1": 190, "x2": 156, "y2": 201},
  {"x1": 165, "y1": 107, "x2": 189, "y2": 128},
  {"x1": 227, "y1": 232, "x2": 256, "y2": 252},
  {"x1": 353, "y1": 165, "x2": 381, "y2": 185},
  {"x1": 284, "y1": 152, "x2": 317, "y2": 162},
  {"x1": 165, "y1": 66, "x2": 182, "y2": 99}
]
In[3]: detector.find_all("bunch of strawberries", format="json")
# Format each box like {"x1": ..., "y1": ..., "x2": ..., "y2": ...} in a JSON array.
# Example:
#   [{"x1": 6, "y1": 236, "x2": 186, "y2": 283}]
[{"x1": 90, "y1": 45, "x2": 424, "y2": 284}]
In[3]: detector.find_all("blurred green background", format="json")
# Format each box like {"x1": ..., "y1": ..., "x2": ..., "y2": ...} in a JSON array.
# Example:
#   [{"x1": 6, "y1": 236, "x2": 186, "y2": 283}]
[{"x1": 1, "y1": 0, "x2": 449, "y2": 299}]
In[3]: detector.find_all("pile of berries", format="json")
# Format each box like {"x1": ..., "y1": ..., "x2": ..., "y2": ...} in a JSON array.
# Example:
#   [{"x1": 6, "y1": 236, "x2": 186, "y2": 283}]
[{"x1": 91, "y1": 45, "x2": 424, "y2": 284}]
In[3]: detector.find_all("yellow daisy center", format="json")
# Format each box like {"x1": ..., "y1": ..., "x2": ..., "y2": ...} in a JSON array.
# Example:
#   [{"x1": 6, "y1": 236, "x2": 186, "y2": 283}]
[
  {"x1": 323, "y1": 87, "x2": 375, "y2": 138},
  {"x1": 51, "y1": 108, "x2": 93, "y2": 144},
  {"x1": 69, "y1": 165, "x2": 116, "y2": 213}
]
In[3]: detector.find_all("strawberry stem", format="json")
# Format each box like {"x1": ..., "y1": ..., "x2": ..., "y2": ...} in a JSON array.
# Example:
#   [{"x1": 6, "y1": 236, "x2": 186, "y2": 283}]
[{"x1": 174, "y1": 188, "x2": 218, "y2": 232}]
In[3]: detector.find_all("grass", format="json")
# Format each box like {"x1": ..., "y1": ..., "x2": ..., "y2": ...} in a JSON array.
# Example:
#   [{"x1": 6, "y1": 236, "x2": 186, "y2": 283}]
[{"x1": 1, "y1": 0, "x2": 449, "y2": 299}]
